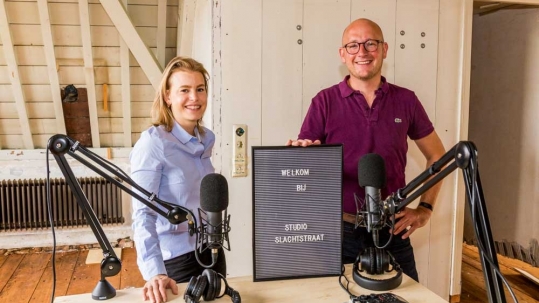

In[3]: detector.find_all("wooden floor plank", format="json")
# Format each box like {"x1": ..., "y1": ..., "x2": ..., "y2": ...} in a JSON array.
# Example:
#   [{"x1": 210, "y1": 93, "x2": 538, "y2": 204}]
[
  {"x1": 460, "y1": 281, "x2": 488, "y2": 303},
  {"x1": 65, "y1": 250, "x2": 100, "y2": 295},
  {"x1": 30, "y1": 250, "x2": 80, "y2": 302},
  {"x1": 0, "y1": 254, "x2": 24, "y2": 293},
  {"x1": 0, "y1": 254, "x2": 8, "y2": 268},
  {"x1": 119, "y1": 247, "x2": 145, "y2": 290},
  {"x1": 0, "y1": 253, "x2": 51, "y2": 303}
]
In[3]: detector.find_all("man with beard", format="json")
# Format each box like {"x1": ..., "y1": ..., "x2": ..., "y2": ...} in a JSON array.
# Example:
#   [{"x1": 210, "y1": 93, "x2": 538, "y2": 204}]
[{"x1": 286, "y1": 18, "x2": 445, "y2": 281}]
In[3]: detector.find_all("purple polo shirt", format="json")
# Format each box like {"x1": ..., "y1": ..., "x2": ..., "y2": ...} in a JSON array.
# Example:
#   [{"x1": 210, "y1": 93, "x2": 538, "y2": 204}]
[{"x1": 298, "y1": 76, "x2": 434, "y2": 214}]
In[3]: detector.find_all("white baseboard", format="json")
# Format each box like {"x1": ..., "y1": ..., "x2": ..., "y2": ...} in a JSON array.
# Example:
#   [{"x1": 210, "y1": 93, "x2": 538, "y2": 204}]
[{"x1": 0, "y1": 224, "x2": 133, "y2": 249}]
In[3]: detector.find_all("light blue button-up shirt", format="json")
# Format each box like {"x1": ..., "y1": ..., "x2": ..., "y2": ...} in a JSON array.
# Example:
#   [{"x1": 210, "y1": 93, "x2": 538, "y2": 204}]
[{"x1": 130, "y1": 122, "x2": 214, "y2": 281}]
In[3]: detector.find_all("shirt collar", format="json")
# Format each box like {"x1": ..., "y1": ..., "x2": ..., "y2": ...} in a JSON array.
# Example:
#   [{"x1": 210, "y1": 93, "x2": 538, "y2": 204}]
[
  {"x1": 338, "y1": 75, "x2": 389, "y2": 98},
  {"x1": 171, "y1": 121, "x2": 200, "y2": 144}
]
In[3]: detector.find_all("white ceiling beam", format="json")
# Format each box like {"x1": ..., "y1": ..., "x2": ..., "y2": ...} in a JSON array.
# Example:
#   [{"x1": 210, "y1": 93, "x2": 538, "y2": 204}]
[
  {"x1": 79, "y1": 0, "x2": 101, "y2": 147},
  {"x1": 0, "y1": 0, "x2": 34, "y2": 149},
  {"x1": 157, "y1": 0, "x2": 167, "y2": 68},
  {"x1": 177, "y1": 0, "x2": 196, "y2": 57},
  {"x1": 120, "y1": 0, "x2": 132, "y2": 147},
  {"x1": 99, "y1": 0, "x2": 163, "y2": 90},
  {"x1": 37, "y1": 0, "x2": 67, "y2": 136}
]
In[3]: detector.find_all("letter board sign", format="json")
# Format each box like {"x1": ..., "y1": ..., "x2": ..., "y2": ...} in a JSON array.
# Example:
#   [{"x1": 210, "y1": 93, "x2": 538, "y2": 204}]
[{"x1": 252, "y1": 145, "x2": 343, "y2": 281}]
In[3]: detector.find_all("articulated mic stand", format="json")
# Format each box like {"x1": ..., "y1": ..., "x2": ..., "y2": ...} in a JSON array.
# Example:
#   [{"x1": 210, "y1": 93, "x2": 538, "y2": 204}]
[
  {"x1": 47, "y1": 134, "x2": 196, "y2": 300},
  {"x1": 382, "y1": 141, "x2": 506, "y2": 303}
]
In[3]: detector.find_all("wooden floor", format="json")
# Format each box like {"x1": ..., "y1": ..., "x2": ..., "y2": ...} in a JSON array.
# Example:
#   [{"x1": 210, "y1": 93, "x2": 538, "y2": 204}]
[
  {"x1": 0, "y1": 244, "x2": 538, "y2": 303},
  {"x1": 0, "y1": 247, "x2": 146, "y2": 303},
  {"x1": 459, "y1": 243, "x2": 539, "y2": 303}
]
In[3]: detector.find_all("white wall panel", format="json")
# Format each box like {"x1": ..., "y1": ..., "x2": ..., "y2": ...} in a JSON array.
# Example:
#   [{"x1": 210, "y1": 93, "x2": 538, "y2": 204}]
[
  {"x1": 22, "y1": 85, "x2": 53, "y2": 102},
  {"x1": 0, "y1": 66, "x2": 10, "y2": 84},
  {"x1": 261, "y1": 0, "x2": 303, "y2": 145},
  {"x1": 128, "y1": 3, "x2": 179, "y2": 27},
  {"x1": 219, "y1": 0, "x2": 263, "y2": 277},
  {"x1": 394, "y1": 0, "x2": 441, "y2": 291},
  {"x1": 351, "y1": 0, "x2": 397, "y2": 83},
  {"x1": 100, "y1": 133, "x2": 141, "y2": 147},
  {"x1": 0, "y1": 101, "x2": 55, "y2": 119},
  {"x1": 5, "y1": 1, "x2": 40, "y2": 24},
  {"x1": 395, "y1": 2, "x2": 439, "y2": 120},
  {"x1": 98, "y1": 117, "x2": 151, "y2": 133},
  {"x1": 97, "y1": 101, "x2": 152, "y2": 118},
  {"x1": 437, "y1": 0, "x2": 469, "y2": 296},
  {"x1": 0, "y1": 85, "x2": 14, "y2": 101},
  {"x1": 302, "y1": 0, "x2": 350, "y2": 118}
]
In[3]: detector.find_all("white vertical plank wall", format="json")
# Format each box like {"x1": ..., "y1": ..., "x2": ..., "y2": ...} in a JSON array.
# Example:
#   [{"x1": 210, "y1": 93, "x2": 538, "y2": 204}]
[
  {"x1": 302, "y1": 0, "x2": 350, "y2": 119},
  {"x1": 351, "y1": 0, "x2": 397, "y2": 84},
  {"x1": 218, "y1": 0, "x2": 263, "y2": 278},
  {"x1": 261, "y1": 0, "x2": 303, "y2": 146}
]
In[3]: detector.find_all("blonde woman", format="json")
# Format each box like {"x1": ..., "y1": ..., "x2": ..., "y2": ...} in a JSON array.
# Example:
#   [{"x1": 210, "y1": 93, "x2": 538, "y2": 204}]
[{"x1": 130, "y1": 57, "x2": 225, "y2": 303}]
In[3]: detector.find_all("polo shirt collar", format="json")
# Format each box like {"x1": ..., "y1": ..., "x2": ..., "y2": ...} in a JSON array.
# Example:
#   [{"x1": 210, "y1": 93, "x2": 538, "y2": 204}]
[
  {"x1": 171, "y1": 121, "x2": 200, "y2": 144},
  {"x1": 338, "y1": 75, "x2": 390, "y2": 98}
]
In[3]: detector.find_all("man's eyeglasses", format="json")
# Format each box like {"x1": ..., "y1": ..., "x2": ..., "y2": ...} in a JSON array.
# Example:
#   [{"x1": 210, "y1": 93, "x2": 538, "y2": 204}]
[{"x1": 342, "y1": 39, "x2": 383, "y2": 54}]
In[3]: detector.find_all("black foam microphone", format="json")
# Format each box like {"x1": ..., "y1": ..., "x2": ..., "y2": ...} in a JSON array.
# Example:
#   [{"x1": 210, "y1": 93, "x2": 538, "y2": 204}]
[
  {"x1": 358, "y1": 153, "x2": 386, "y2": 245},
  {"x1": 200, "y1": 173, "x2": 230, "y2": 265}
]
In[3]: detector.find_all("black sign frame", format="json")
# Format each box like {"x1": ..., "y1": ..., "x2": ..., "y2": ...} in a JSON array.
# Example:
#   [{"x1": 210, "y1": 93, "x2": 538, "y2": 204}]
[{"x1": 252, "y1": 144, "x2": 343, "y2": 281}]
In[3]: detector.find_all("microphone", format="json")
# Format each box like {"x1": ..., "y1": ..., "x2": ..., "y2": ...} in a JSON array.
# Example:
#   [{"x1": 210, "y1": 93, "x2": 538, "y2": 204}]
[
  {"x1": 358, "y1": 153, "x2": 386, "y2": 245},
  {"x1": 199, "y1": 173, "x2": 230, "y2": 266}
]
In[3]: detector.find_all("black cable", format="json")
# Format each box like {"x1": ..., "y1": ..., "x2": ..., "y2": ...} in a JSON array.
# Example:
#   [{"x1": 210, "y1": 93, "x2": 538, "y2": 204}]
[
  {"x1": 193, "y1": 211, "x2": 219, "y2": 269},
  {"x1": 375, "y1": 215, "x2": 395, "y2": 250},
  {"x1": 467, "y1": 154, "x2": 518, "y2": 303},
  {"x1": 46, "y1": 148, "x2": 57, "y2": 303},
  {"x1": 338, "y1": 264, "x2": 358, "y2": 301}
]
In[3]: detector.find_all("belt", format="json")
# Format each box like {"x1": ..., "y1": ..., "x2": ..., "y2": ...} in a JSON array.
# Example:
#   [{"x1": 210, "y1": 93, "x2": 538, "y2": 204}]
[{"x1": 342, "y1": 212, "x2": 357, "y2": 224}]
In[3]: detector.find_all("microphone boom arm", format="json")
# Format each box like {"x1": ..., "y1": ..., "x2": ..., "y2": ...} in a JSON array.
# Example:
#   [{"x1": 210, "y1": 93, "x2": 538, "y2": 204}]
[
  {"x1": 383, "y1": 141, "x2": 506, "y2": 303},
  {"x1": 47, "y1": 134, "x2": 196, "y2": 300}
]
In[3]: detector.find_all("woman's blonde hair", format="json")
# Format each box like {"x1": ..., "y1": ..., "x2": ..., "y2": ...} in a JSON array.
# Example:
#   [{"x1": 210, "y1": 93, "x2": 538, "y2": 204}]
[{"x1": 151, "y1": 56, "x2": 209, "y2": 134}]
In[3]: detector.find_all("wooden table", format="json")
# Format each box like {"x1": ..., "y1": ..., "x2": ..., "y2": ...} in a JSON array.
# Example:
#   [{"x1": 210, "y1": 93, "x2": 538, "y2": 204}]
[{"x1": 55, "y1": 265, "x2": 448, "y2": 303}]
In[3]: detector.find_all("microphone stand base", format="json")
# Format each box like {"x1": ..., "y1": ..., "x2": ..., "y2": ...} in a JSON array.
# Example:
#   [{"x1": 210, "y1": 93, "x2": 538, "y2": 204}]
[{"x1": 91, "y1": 279, "x2": 116, "y2": 300}]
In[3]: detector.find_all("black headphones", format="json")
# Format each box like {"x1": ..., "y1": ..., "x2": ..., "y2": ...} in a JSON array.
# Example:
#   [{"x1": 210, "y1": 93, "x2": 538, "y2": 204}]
[
  {"x1": 184, "y1": 269, "x2": 241, "y2": 303},
  {"x1": 352, "y1": 247, "x2": 403, "y2": 291}
]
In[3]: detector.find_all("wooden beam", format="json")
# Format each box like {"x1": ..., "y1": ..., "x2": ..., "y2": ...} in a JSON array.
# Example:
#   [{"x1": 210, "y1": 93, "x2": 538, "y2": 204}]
[
  {"x1": 157, "y1": 0, "x2": 167, "y2": 68},
  {"x1": 0, "y1": 0, "x2": 34, "y2": 149},
  {"x1": 99, "y1": 0, "x2": 163, "y2": 90},
  {"x1": 120, "y1": 0, "x2": 132, "y2": 147},
  {"x1": 37, "y1": 0, "x2": 67, "y2": 135},
  {"x1": 475, "y1": 0, "x2": 539, "y2": 5},
  {"x1": 177, "y1": 0, "x2": 197, "y2": 57},
  {"x1": 476, "y1": 3, "x2": 516, "y2": 16},
  {"x1": 79, "y1": 0, "x2": 101, "y2": 147}
]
